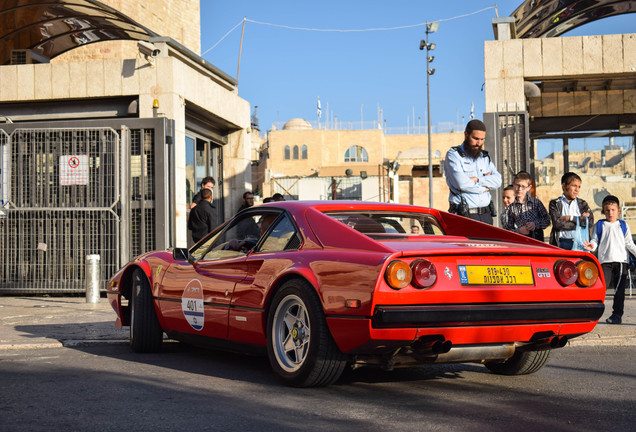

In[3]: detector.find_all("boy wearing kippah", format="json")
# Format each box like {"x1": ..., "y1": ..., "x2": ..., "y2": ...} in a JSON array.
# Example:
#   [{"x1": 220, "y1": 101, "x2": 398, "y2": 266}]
[{"x1": 584, "y1": 195, "x2": 636, "y2": 325}]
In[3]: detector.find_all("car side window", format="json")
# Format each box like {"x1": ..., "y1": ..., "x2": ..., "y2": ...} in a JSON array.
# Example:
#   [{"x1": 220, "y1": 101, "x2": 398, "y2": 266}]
[
  {"x1": 191, "y1": 213, "x2": 268, "y2": 261},
  {"x1": 257, "y1": 214, "x2": 298, "y2": 253}
]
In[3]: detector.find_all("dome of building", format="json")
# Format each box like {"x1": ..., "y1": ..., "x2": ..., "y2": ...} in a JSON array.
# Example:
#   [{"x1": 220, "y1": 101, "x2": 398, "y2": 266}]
[{"x1": 283, "y1": 118, "x2": 313, "y2": 130}]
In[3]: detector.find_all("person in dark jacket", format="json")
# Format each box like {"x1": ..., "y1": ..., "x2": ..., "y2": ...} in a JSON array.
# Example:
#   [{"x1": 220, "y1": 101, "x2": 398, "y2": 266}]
[
  {"x1": 548, "y1": 172, "x2": 593, "y2": 249},
  {"x1": 188, "y1": 188, "x2": 217, "y2": 243},
  {"x1": 191, "y1": 176, "x2": 215, "y2": 209}
]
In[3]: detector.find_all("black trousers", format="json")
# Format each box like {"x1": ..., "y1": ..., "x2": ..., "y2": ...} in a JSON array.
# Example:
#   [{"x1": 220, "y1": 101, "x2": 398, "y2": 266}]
[
  {"x1": 602, "y1": 262, "x2": 627, "y2": 317},
  {"x1": 465, "y1": 212, "x2": 493, "y2": 225}
]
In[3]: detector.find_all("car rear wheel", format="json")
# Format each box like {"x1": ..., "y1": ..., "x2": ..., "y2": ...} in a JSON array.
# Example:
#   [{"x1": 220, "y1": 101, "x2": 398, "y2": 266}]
[
  {"x1": 485, "y1": 349, "x2": 551, "y2": 375},
  {"x1": 266, "y1": 279, "x2": 346, "y2": 387},
  {"x1": 130, "y1": 269, "x2": 163, "y2": 353}
]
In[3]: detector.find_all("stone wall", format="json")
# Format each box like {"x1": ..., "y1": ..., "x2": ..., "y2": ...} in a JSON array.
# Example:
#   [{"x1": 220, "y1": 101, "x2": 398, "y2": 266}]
[
  {"x1": 484, "y1": 33, "x2": 636, "y2": 113},
  {"x1": 53, "y1": 0, "x2": 201, "y2": 63}
]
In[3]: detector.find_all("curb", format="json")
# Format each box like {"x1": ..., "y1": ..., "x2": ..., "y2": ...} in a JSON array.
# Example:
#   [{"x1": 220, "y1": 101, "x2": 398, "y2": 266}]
[
  {"x1": 0, "y1": 341, "x2": 63, "y2": 350},
  {"x1": 567, "y1": 335, "x2": 636, "y2": 347},
  {"x1": 0, "y1": 339, "x2": 128, "y2": 351}
]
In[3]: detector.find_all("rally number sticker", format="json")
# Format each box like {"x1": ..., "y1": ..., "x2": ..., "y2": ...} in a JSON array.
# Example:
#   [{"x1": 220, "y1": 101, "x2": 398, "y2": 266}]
[{"x1": 182, "y1": 279, "x2": 204, "y2": 331}]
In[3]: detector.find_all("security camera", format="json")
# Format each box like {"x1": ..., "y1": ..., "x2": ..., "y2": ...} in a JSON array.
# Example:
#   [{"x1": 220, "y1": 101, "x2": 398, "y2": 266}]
[
  {"x1": 137, "y1": 41, "x2": 157, "y2": 57},
  {"x1": 152, "y1": 49, "x2": 161, "y2": 57}
]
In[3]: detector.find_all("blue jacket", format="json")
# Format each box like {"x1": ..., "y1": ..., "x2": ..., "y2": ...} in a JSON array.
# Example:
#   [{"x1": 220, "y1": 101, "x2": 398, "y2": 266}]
[{"x1": 444, "y1": 143, "x2": 502, "y2": 208}]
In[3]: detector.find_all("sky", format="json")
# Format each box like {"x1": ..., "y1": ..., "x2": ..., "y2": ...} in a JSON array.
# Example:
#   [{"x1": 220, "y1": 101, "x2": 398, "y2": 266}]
[{"x1": 200, "y1": 1, "x2": 636, "y2": 135}]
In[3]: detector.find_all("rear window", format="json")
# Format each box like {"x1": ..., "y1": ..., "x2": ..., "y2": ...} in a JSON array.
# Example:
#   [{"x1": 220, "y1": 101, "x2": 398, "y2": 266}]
[{"x1": 324, "y1": 211, "x2": 445, "y2": 236}]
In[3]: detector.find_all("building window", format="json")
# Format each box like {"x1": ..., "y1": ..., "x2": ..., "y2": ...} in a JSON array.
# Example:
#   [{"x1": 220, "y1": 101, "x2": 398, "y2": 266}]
[
  {"x1": 344, "y1": 145, "x2": 368, "y2": 162},
  {"x1": 293, "y1": 145, "x2": 299, "y2": 160},
  {"x1": 284, "y1": 146, "x2": 290, "y2": 160},
  {"x1": 301, "y1": 145, "x2": 308, "y2": 159}
]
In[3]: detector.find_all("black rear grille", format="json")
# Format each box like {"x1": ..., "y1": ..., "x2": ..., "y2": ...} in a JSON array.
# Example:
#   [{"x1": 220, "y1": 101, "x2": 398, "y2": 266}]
[{"x1": 373, "y1": 302, "x2": 605, "y2": 328}]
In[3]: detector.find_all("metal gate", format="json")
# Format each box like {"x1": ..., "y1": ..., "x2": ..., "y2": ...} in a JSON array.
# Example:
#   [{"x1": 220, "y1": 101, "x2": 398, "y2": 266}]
[
  {"x1": 0, "y1": 118, "x2": 173, "y2": 294},
  {"x1": 484, "y1": 111, "x2": 530, "y2": 221}
]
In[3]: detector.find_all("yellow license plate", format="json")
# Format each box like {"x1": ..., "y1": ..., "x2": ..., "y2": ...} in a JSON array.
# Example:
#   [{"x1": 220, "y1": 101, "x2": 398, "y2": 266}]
[{"x1": 458, "y1": 265, "x2": 534, "y2": 285}]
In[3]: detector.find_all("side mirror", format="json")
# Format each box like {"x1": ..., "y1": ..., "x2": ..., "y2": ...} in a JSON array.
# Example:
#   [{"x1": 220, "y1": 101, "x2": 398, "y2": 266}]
[{"x1": 172, "y1": 248, "x2": 191, "y2": 262}]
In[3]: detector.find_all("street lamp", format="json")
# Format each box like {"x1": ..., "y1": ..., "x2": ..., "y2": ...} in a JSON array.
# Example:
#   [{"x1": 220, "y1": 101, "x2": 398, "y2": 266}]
[{"x1": 420, "y1": 21, "x2": 438, "y2": 208}]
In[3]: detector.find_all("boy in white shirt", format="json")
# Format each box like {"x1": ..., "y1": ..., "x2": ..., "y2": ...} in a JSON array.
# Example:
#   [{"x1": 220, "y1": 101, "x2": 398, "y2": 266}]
[{"x1": 584, "y1": 195, "x2": 636, "y2": 325}]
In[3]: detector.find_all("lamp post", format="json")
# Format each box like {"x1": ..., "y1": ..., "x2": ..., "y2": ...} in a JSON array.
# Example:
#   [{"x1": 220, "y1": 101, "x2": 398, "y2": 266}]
[{"x1": 420, "y1": 21, "x2": 438, "y2": 208}]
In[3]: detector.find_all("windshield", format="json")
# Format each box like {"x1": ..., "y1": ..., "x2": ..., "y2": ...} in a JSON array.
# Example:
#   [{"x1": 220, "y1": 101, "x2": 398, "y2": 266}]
[{"x1": 324, "y1": 211, "x2": 445, "y2": 236}]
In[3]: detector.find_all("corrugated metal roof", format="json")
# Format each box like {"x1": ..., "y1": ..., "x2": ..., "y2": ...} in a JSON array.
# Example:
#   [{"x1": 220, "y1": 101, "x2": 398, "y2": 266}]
[
  {"x1": 513, "y1": 0, "x2": 636, "y2": 38},
  {"x1": 0, "y1": 0, "x2": 157, "y2": 65}
]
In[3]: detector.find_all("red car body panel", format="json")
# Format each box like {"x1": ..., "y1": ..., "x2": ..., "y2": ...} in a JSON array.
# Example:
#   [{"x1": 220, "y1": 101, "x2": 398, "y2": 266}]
[{"x1": 107, "y1": 201, "x2": 605, "y2": 361}]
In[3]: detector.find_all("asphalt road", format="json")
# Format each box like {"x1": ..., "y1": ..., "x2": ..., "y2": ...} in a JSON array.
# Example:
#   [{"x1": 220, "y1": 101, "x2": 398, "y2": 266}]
[{"x1": 0, "y1": 342, "x2": 634, "y2": 432}]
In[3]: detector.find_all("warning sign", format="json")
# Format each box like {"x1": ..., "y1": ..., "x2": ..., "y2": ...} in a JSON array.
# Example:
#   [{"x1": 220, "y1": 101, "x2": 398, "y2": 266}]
[{"x1": 60, "y1": 155, "x2": 89, "y2": 186}]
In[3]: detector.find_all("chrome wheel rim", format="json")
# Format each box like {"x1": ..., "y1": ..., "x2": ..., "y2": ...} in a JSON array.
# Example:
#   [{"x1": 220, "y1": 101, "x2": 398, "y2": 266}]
[{"x1": 272, "y1": 294, "x2": 310, "y2": 373}]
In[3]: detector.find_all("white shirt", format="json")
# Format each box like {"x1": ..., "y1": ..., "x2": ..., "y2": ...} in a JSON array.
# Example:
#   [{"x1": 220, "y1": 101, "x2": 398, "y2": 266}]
[
  {"x1": 559, "y1": 195, "x2": 581, "y2": 240},
  {"x1": 588, "y1": 220, "x2": 636, "y2": 264}
]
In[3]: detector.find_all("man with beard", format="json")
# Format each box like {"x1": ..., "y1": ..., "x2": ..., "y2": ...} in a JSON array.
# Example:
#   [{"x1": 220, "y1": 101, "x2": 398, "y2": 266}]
[{"x1": 444, "y1": 119, "x2": 502, "y2": 224}]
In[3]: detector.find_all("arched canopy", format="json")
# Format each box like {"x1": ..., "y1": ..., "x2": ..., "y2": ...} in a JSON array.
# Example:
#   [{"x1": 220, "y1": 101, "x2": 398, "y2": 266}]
[
  {"x1": 0, "y1": 0, "x2": 158, "y2": 65},
  {"x1": 513, "y1": 0, "x2": 636, "y2": 38}
]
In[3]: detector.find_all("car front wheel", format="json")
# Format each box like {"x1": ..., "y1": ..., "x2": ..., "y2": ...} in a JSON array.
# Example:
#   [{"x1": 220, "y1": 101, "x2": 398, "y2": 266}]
[
  {"x1": 266, "y1": 279, "x2": 346, "y2": 387},
  {"x1": 130, "y1": 269, "x2": 163, "y2": 353},
  {"x1": 485, "y1": 349, "x2": 551, "y2": 375}
]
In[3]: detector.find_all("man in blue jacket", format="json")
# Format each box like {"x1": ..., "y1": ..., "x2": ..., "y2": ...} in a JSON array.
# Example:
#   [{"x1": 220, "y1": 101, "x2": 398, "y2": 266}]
[{"x1": 444, "y1": 119, "x2": 502, "y2": 224}]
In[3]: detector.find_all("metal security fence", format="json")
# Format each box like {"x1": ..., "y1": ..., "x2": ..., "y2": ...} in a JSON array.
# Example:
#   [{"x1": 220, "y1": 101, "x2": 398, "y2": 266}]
[
  {"x1": 0, "y1": 127, "x2": 119, "y2": 293},
  {"x1": 484, "y1": 111, "x2": 530, "y2": 221},
  {"x1": 0, "y1": 119, "x2": 172, "y2": 294},
  {"x1": 129, "y1": 128, "x2": 156, "y2": 258},
  {"x1": 0, "y1": 209, "x2": 118, "y2": 292}
]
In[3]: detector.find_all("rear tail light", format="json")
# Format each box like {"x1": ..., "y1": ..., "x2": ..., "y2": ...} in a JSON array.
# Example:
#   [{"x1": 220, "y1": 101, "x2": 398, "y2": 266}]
[
  {"x1": 576, "y1": 260, "x2": 599, "y2": 287},
  {"x1": 554, "y1": 260, "x2": 577, "y2": 286},
  {"x1": 554, "y1": 259, "x2": 599, "y2": 287},
  {"x1": 411, "y1": 259, "x2": 437, "y2": 289},
  {"x1": 385, "y1": 260, "x2": 412, "y2": 290}
]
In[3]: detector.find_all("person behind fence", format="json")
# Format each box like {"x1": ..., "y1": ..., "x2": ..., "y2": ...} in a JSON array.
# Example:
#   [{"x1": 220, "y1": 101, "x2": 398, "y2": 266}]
[
  {"x1": 444, "y1": 119, "x2": 502, "y2": 224},
  {"x1": 548, "y1": 172, "x2": 593, "y2": 249},
  {"x1": 190, "y1": 176, "x2": 215, "y2": 209},
  {"x1": 500, "y1": 184, "x2": 515, "y2": 229},
  {"x1": 504, "y1": 171, "x2": 551, "y2": 241},
  {"x1": 187, "y1": 188, "x2": 217, "y2": 243},
  {"x1": 583, "y1": 195, "x2": 636, "y2": 325}
]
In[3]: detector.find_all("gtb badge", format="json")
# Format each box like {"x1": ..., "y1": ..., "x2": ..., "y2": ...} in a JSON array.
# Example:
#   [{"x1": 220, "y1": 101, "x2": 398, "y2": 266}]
[{"x1": 536, "y1": 268, "x2": 551, "y2": 278}]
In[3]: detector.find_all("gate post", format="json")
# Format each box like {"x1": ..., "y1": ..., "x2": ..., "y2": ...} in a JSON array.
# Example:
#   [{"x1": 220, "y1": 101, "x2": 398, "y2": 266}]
[{"x1": 85, "y1": 254, "x2": 101, "y2": 303}]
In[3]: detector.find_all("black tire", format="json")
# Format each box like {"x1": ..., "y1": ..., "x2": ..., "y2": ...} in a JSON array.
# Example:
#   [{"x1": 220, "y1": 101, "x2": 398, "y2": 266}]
[
  {"x1": 266, "y1": 279, "x2": 346, "y2": 387},
  {"x1": 130, "y1": 269, "x2": 163, "y2": 353},
  {"x1": 485, "y1": 349, "x2": 551, "y2": 375}
]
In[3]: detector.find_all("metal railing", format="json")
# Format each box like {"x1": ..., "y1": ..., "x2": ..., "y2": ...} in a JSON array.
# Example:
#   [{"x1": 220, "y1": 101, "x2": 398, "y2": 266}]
[{"x1": 271, "y1": 120, "x2": 463, "y2": 135}]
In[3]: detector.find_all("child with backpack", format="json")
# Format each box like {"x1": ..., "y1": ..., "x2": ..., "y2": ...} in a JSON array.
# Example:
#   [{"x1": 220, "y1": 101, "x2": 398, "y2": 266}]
[{"x1": 583, "y1": 195, "x2": 636, "y2": 325}]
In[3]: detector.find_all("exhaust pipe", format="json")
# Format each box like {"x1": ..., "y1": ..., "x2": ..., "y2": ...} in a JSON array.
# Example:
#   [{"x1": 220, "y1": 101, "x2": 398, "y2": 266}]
[
  {"x1": 431, "y1": 343, "x2": 515, "y2": 364},
  {"x1": 521, "y1": 335, "x2": 569, "y2": 352},
  {"x1": 412, "y1": 336, "x2": 452, "y2": 356},
  {"x1": 370, "y1": 343, "x2": 515, "y2": 368}
]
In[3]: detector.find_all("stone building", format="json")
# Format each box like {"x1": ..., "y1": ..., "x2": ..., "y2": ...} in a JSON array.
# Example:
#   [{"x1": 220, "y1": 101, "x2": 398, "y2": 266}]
[
  {"x1": 257, "y1": 119, "x2": 463, "y2": 209},
  {"x1": 483, "y1": 29, "x2": 636, "y2": 232},
  {"x1": 0, "y1": 0, "x2": 252, "y2": 292}
]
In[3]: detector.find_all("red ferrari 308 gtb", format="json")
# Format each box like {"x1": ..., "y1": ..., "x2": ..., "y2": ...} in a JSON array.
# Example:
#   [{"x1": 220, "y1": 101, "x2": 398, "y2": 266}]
[{"x1": 107, "y1": 201, "x2": 605, "y2": 387}]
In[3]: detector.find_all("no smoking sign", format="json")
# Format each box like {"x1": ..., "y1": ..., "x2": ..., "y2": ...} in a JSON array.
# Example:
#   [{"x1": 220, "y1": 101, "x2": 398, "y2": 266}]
[{"x1": 60, "y1": 155, "x2": 89, "y2": 185}]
